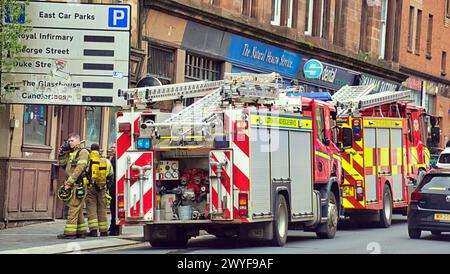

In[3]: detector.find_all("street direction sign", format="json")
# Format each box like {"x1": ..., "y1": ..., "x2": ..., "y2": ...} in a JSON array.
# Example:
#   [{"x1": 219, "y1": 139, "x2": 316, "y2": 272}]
[{"x1": 1, "y1": 2, "x2": 131, "y2": 106}]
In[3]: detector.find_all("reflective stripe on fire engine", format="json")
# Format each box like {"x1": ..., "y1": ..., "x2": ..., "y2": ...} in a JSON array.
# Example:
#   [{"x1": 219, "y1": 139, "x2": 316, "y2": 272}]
[
  {"x1": 363, "y1": 119, "x2": 403, "y2": 128},
  {"x1": 333, "y1": 154, "x2": 341, "y2": 162},
  {"x1": 249, "y1": 114, "x2": 312, "y2": 131},
  {"x1": 364, "y1": 148, "x2": 376, "y2": 176},
  {"x1": 315, "y1": 150, "x2": 331, "y2": 161},
  {"x1": 391, "y1": 148, "x2": 403, "y2": 175}
]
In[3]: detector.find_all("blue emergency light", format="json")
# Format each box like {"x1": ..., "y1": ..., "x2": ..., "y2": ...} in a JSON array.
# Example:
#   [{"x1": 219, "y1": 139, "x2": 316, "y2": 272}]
[
  {"x1": 287, "y1": 92, "x2": 332, "y2": 101},
  {"x1": 137, "y1": 138, "x2": 151, "y2": 150}
]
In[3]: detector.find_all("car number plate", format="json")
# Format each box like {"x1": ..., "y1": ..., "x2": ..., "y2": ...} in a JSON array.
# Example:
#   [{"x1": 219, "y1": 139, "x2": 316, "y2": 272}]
[{"x1": 434, "y1": 213, "x2": 450, "y2": 222}]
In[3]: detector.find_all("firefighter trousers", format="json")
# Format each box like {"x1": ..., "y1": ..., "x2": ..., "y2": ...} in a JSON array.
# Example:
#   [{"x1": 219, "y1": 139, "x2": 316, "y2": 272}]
[
  {"x1": 64, "y1": 189, "x2": 87, "y2": 236},
  {"x1": 86, "y1": 185, "x2": 108, "y2": 233}
]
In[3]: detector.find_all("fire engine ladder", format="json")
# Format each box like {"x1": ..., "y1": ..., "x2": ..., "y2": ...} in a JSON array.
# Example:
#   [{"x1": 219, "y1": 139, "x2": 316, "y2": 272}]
[
  {"x1": 118, "y1": 80, "x2": 225, "y2": 107},
  {"x1": 332, "y1": 85, "x2": 412, "y2": 115},
  {"x1": 150, "y1": 72, "x2": 283, "y2": 141}
]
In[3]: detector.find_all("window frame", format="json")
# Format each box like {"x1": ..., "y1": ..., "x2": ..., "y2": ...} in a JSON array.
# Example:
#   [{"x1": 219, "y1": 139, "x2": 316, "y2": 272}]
[
  {"x1": 242, "y1": 0, "x2": 253, "y2": 17},
  {"x1": 22, "y1": 105, "x2": 52, "y2": 149},
  {"x1": 287, "y1": 0, "x2": 294, "y2": 28},
  {"x1": 147, "y1": 43, "x2": 175, "y2": 84},
  {"x1": 315, "y1": 106, "x2": 325, "y2": 142},
  {"x1": 407, "y1": 6, "x2": 414, "y2": 52},
  {"x1": 379, "y1": 0, "x2": 389, "y2": 59},
  {"x1": 304, "y1": 0, "x2": 314, "y2": 35},
  {"x1": 271, "y1": 0, "x2": 282, "y2": 26},
  {"x1": 415, "y1": 9, "x2": 422, "y2": 55},
  {"x1": 442, "y1": 51, "x2": 447, "y2": 76},
  {"x1": 426, "y1": 14, "x2": 433, "y2": 59}
]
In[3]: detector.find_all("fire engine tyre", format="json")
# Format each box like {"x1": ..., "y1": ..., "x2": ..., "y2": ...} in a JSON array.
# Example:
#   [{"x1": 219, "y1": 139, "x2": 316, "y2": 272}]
[
  {"x1": 316, "y1": 192, "x2": 338, "y2": 239},
  {"x1": 408, "y1": 228, "x2": 421, "y2": 239},
  {"x1": 270, "y1": 194, "x2": 288, "y2": 247},
  {"x1": 378, "y1": 185, "x2": 393, "y2": 228}
]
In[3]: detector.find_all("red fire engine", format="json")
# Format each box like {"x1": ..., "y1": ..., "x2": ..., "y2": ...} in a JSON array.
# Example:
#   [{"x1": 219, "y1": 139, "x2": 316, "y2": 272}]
[
  {"x1": 333, "y1": 86, "x2": 430, "y2": 227},
  {"x1": 114, "y1": 73, "x2": 347, "y2": 247}
]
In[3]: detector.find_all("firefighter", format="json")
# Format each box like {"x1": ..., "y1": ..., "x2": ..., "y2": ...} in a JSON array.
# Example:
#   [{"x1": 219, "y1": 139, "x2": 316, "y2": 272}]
[
  {"x1": 86, "y1": 143, "x2": 114, "y2": 237},
  {"x1": 57, "y1": 133, "x2": 89, "y2": 239},
  {"x1": 108, "y1": 142, "x2": 122, "y2": 236}
]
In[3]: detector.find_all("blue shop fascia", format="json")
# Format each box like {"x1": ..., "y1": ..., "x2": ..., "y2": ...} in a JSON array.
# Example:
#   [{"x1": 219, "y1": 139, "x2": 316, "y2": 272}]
[{"x1": 181, "y1": 21, "x2": 401, "y2": 95}]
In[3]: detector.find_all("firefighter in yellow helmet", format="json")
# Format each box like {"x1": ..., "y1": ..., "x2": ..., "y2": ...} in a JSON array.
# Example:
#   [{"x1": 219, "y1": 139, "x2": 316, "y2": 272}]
[
  {"x1": 57, "y1": 133, "x2": 89, "y2": 239},
  {"x1": 85, "y1": 143, "x2": 114, "y2": 237}
]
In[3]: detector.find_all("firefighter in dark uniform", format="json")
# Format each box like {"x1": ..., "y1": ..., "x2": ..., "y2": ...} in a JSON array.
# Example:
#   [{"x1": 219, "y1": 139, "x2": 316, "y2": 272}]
[
  {"x1": 57, "y1": 133, "x2": 89, "y2": 239},
  {"x1": 108, "y1": 142, "x2": 122, "y2": 236}
]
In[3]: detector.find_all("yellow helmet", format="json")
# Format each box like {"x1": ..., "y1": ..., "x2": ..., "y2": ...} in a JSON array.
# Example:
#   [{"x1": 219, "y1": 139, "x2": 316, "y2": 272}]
[{"x1": 57, "y1": 185, "x2": 72, "y2": 202}]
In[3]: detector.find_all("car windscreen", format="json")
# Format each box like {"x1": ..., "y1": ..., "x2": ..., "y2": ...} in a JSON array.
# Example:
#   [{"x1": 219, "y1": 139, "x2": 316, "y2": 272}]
[
  {"x1": 419, "y1": 175, "x2": 450, "y2": 191},
  {"x1": 438, "y1": 153, "x2": 450, "y2": 164}
]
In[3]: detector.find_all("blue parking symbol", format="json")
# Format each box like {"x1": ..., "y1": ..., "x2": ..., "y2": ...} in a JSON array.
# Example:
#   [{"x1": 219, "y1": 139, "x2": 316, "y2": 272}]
[{"x1": 108, "y1": 7, "x2": 128, "y2": 28}]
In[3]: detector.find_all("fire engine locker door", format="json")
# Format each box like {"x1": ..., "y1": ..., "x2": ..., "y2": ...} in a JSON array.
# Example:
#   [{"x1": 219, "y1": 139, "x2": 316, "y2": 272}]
[
  {"x1": 209, "y1": 150, "x2": 233, "y2": 220},
  {"x1": 364, "y1": 128, "x2": 378, "y2": 203},
  {"x1": 124, "y1": 152, "x2": 154, "y2": 221},
  {"x1": 377, "y1": 128, "x2": 391, "y2": 200},
  {"x1": 289, "y1": 130, "x2": 313, "y2": 216},
  {"x1": 390, "y1": 128, "x2": 404, "y2": 202}
]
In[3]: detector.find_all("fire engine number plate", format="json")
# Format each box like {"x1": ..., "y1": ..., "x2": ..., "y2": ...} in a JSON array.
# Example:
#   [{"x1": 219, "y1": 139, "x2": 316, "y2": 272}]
[
  {"x1": 434, "y1": 213, "x2": 450, "y2": 222},
  {"x1": 343, "y1": 186, "x2": 354, "y2": 197}
]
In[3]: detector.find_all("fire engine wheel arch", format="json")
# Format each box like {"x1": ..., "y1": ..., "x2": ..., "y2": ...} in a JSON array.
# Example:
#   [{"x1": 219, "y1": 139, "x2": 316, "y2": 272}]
[
  {"x1": 313, "y1": 177, "x2": 340, "y2": 239},
  {"x1": 378, "y1": 184, "x2": 393, "y2": 228}
]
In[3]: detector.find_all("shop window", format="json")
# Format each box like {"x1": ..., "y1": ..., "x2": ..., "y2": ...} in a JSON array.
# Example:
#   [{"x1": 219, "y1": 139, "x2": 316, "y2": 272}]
[
  {"x1": 407, "y1": 6, "x2": 414, "y2": 52},
  {"x1": 24, "y1": 105, "x2": 47, "y2": 146},
  {"x1": 415, "y1": 9, "x2": 422, "y2": 55},
  {"x1": 147, "y1": 44, "x2": 174, "y2": 84},
  {"x1": 185, "y1": 53, "x2": 222, "y2": 82},
  {"x1": 271, "y1": 0, "x2": 282, "y2": 26},
  {"x1": 85, "y1": 107, "x2": 102, "y2": 148},
  {"x1": 379, "y1": 0, "x2": 388, "y2": 59},
  {"x1": 426, "y1": 14, "x2": 433, "y2": 58},
  {"x1": 108, "y1": 107, "x2": 120, "y2": 148}
]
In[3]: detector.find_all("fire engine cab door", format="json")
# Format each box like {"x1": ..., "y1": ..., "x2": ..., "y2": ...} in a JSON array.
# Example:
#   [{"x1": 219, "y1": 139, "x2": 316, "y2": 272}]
[
  {"x1": 124, "y1": 151, "x2": 154, "y2": 221},
  {"x1": 209, "y1": 150, "x2": 233, "y2": 220}
]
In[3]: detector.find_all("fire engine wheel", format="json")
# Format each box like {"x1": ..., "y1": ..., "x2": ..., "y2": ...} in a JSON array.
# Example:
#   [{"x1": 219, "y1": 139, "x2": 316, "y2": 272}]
[
  {"x1": 270, "y1": 194, "x2": 288, "y2": 247},
  {"x1": 316, "y1": 192, "x2": 338, "y2": 239},
  {"x1": 378, "y1": 185, "x2": 392, "y2": 228}
]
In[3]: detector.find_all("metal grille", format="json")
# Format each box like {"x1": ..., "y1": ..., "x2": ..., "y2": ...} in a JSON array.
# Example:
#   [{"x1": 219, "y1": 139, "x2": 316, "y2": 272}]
[
  {"x1": 147, "y1": 45, "x2": 174, "y2": 83},
  {"x1": 185, "y1": 53, "x2": 222, "y2": 82}
]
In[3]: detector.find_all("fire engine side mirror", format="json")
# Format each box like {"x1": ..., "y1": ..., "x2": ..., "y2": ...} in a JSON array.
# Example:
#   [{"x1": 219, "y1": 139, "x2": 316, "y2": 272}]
[{"x1": 341, "y1": 127, "x2": 353, "y2": 149}]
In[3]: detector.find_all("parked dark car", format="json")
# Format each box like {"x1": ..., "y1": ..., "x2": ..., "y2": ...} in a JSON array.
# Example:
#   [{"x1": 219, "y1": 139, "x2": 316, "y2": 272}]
[{"x1": 408, "y1": 169, "x2": 450, "y2": 239}]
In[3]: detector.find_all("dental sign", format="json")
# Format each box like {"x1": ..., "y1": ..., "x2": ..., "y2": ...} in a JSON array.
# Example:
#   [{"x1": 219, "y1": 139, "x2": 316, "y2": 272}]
[
  {"x1": 1, "y1": 2, "x2": 131, "y2": 106},
  {"x1": 303, "y1": 59, "x2": 324, "y2": 79}
]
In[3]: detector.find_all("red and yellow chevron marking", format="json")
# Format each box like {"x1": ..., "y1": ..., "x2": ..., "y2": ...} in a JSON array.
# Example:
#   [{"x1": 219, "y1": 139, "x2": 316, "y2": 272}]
[
  {"x1": 391, "y1": 147, "x2": 403, "y2": 175},
  {"x1": 229, "y1": 110, "x2": 250, "y2": 223},
  {"x1": 341, "y1": 121, "x2": 365, "y2": 208}
]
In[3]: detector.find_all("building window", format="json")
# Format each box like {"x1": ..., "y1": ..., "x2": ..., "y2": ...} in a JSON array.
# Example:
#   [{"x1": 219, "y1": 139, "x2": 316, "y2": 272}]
[
  {"x1": 407, "y1": 6, "x2": 414, "y2": 52},
  {"x1": 333, "y1": 0, "x2": 344, "y2": 46},
  {"x1": 242, "y1": 0, "x2": 253, "y2": 17},
  {"x1": 321, "y1": 0, "x2": 330, "y2": 39},
  {"x1": 271, "y1": 0, "x2": 281, "y2": 26},
  {"x1": 108, "y1": 107, "x2": 120, "y2": 148},
  {"x1": 85, "y1": 107, "x2": 102, "y2": 148},
  {"x1": 24, "y1": 105, "x2": 47, "y2": 146},
  {"x1": 447, "y1": 0, "x2": 450, "y2": 18},
  {"x1": 442, "y1": 51, "x2": 447, "y2": 76},
  {"x1": 287, "y1": 0, "x2": 294, "y2": 28},
  {"x1": 426, "y1": 14, "x2": 433, "y2": 58},
  {"x1": 379, "y1": 0, "x2": 388, "y2": 59},
  {"x1": 305, "y1": 0, "x2": 314, "y2": 35},
  {"x1": 210, "y1": 0, "x2": 220, "y2": 5},
  {"x1": 415, "y1": 9, "x2": 422, "y2": 54},
  {"x1": 147, "y1": 44, "x2": 174, "y2": 84},
  {"x1": 185, "y1": 53, "x2": 221, "y2": 82}
]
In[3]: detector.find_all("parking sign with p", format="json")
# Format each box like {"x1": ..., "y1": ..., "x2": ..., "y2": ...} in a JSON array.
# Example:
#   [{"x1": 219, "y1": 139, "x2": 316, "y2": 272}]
[{"x1": 108, "y1": 7, "x2": 128, "y2": 28}]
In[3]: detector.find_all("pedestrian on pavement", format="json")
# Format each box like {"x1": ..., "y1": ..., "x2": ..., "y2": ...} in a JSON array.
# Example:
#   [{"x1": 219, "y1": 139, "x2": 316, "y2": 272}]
[
  {"x1": 57, "y1": 133, "x2": 89, "y2": 239},
  {"x1": 86, "y1": 143, "x2": 114, "y2": 237},
  {"x1": 108, "y1": 142, "x2": 122, "y2": 236}
]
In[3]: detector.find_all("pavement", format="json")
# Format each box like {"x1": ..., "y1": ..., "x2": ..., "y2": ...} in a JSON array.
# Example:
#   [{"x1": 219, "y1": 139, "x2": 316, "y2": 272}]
[{"x1": 0, "y1": 219, "x2": 144, "y2": 254}]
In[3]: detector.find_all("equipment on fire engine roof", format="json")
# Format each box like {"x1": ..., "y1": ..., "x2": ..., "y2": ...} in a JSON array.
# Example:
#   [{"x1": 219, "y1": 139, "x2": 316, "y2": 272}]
[{"x1": 332, "y1": 85, "x2": 413, "y2": 116}]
